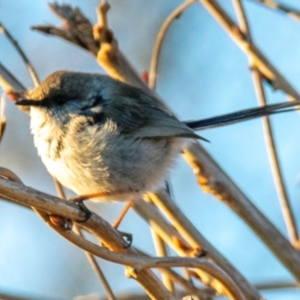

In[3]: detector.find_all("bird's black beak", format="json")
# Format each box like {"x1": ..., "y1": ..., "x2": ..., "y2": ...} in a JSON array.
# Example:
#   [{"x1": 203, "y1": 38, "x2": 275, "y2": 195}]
[{"x1": 15, "y1": 99, "x2": 44, "y2": 106}]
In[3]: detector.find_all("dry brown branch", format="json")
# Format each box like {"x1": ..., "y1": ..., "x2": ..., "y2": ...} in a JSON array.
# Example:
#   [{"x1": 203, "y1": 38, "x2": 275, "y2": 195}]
[
  {"x1": 232, "y1": 0, "x2": 300, "y2": 248},
  {"x1": 28, "y1": 3, "x2": 258, "y2": 298},
  {"x1": 0, "y1": 177, "x2": 171, "y2": 299},
  {"x1": 0, "y1": 23, "x2": 39, "y2": 87},
  {"x1": 183, "y1": 145, "x2": 300, "y2": 278},
  {"x1": 133, "y1": 0, "x2": 300, "y2": 282},
  {"x1": 91, "y1": 0, "x2": 300, "y2": 291},
  {"x1": 1, "y1": 1, "x2": 300, "y2": 299},
  {"x1": 136, "y1": 248, "x2": 212, "y2": 298},
  {"x1": 248, "y1": 0, "x2": 300, "y2": 22},
  {"x1": 150, "y1": 226, "x2": 176, "y2": 292},
  {"x1": 0, "y1": 62, "x2": 25, "y2": 93},
  {"x1": 133, "y1": 197, "x2": 259, "y2": 298},
  {"x1": 0, "y1": 48, "x2": 224, "y2": 299},
  {"x1": 0, "y1": 175, "x2": 246, "y2": 299},
  {"x1": 0, "y1": 93, "x2": 6, "y2": 143},
  {"x1": 0, "y1": 23, "x2": 112, "y2": 293},
  {"x1": 148, "y1": 0, "x2": 197, "y2": 89},
  {"x1": 98, "y1": 291, "x2": 214, "y2": 300},
  {"x1": 198, "y1": 0, "x2": 300, "y2": 99},
  {"x1": 146, "y1": 2, "x2": 199, "y2": 291},
  {"x1": 73, "y1": 226, "x2": 117, "y2": 300},
  {"x1": 255, "y1": 281, "x2": 299, "y2": 290}
]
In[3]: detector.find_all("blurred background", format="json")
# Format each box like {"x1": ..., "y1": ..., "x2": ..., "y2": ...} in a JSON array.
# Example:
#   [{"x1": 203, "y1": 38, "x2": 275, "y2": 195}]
[{"x1": 1, "y1": 0, "x2": 300, "y2": 299}]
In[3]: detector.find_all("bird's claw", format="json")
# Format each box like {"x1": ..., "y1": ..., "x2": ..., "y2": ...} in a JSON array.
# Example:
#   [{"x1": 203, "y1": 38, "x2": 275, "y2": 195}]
[
  {"x1": 118, "y1": 230, "x2": 133, "y2": 248},
  {"x1": 68, "y1": 197, "x2": 92, "y2": 223}
]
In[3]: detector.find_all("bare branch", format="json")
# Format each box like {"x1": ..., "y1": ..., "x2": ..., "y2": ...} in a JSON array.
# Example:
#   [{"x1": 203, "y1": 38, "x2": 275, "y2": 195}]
[
  {"x1": 3, "y1": 175, "x2": 242, "y2": 299},
  {"x1": 6, "y1": 2, "x2": 300, "y2": 298},
  {"x1": 150, "y1": 227, "x2": 175, "y2": 293},
  {"x1": 0, "y1": 93, "x2": 6, "y2": 143},
  {"x1": 149, "y1": 0, "x2": 197, "y2": 89},
  {"x1": 134, "y1": 197, "x2": 260, "y2": 298},
  {"x1": 198, "y1": 0, "x2": 300, "y2": 99},
  {"x1": 0, "y1": 22, "x2": 39, "y2": 87},
  {"x1": 232, "y1": 0, "x2": 300, "y2": 248},
  {"x1": 183, "y1": 144, "x2": 300, "y2": 280},
  {"x1": 0, "y1": 62, "x2": 25, "y2": 93},
  {"x1": 248, "y1": 0, "x2": 300, "y2": 22},
  {"x1": 73, "y1": 225, "x2": 117, "y2": 300}
]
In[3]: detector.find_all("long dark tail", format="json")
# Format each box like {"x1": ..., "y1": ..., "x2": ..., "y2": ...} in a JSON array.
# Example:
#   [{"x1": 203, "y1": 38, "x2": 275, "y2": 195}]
[{"x1": 185, "y1": 101, "x2": 300, "y2": 131}]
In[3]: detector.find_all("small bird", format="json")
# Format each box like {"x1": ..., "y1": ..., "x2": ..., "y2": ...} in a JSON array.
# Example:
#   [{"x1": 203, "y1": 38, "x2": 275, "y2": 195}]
[{"x1": 16, "y1": 71, "x2": 300, "y2": 202}]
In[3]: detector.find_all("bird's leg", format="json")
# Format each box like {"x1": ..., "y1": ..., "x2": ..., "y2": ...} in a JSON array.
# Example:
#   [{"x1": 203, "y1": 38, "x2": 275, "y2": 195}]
[
  {"x1": 49, "y1": 196, "x2": 93, "y2": 229},
  {"x1": 68, "y1": 191, "x2": 114, "y2": 202},
  {"x1": 69, "y1": 193, "x2": 134, "y2": 247}
]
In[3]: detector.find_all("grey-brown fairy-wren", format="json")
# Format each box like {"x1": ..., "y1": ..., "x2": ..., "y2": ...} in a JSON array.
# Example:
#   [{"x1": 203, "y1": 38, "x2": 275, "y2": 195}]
[{"x1": 16, "y1": 71, "x2": 300, "y2": 201}]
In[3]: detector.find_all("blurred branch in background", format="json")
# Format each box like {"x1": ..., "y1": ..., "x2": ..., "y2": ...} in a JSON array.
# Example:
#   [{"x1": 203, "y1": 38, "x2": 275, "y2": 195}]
[
  {"x1": 1, "y1": 0, "x2": 300, "y2": 299},
  {"x1": 0, "y1": 22, "x2": 118, "y2": 300},
  {"x1": 248, "y1": 0, "x2": 300, "y2": 22},
  {"x1": 232, "y1": 0, "x2": 299, "y2": 248}
]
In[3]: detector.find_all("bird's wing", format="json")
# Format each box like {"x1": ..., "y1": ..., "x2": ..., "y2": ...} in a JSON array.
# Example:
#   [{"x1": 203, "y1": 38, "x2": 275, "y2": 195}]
[{"x1": 103, "y1": 98, "x2": 205, "y2": 140}]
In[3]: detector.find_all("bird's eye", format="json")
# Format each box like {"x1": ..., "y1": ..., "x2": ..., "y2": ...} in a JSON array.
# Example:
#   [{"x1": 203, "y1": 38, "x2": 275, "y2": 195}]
[{"x1": 69, "y1": 100, "x2": 78, "y2": 108}]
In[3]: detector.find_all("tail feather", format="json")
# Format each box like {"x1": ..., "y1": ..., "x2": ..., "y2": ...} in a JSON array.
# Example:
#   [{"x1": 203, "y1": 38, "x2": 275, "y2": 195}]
[{"x1": 185, "y1": 101, "x2": 300, "y2": 131}]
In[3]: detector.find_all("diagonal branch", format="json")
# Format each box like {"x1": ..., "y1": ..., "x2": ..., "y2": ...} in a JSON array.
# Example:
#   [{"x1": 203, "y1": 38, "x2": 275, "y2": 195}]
[
  {"x1": 0, "y1": 175, "x2": 246, "y2": 300},
  {"x1": 148, "y1": 0, "x2": 197, "y2": 89},
  {"x1": 232, "y1": 0, "x2": 300, "y2": 248},
  {"x1": 198, "y1": 0, "x2": 300, "y2": 99},
  {"x1": 248, "y1": 0, "x2": 300, "y2": 22}
]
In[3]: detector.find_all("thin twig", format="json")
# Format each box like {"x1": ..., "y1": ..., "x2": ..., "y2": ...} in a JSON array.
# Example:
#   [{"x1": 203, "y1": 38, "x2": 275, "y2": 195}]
[
  {"x1": 0, "y1": 22, "x2": 116, "y2": 291},
  {"x1": 135, "y1": 247, "x2": 208, "y2": 297},
  {"x1": 112, "y1": 200, "x2": 133, "y2": 229},
  {"x1": 0, "y1": 93, "x2": 6, "y2": 143},
  {"x1": 55, "y1": 165, "x2": 117, "y2": 299},
  {"x1": 255, "y1": 280, "x2": 299, "y2": 290},
  {"x1": 11, "y1": 2, "x2": 300, "y2": 297},
  {"x1": 0, "y1": 22, "x2": 39, "y2": 87},
  {"x1": 150, "y1": 228, "x2": 175, "y2": 293},
  {"x1": 145, "y1": 1, "x2": 200, "y2": 287},
  {"x1": 0, "y1": 62, "x2": 25, "y2": 93},
  {"x1": 97, "y1": 0, "x2": 110, "y2": 28},
  {"x1": 0, "y1": 172, "x2": 243, "y2": 299},
  {"x1": 183, "y1": 144, "x2": 300, "y2": 280},
  {"x1": 248, "y1": 0, "x2": 300, "y2": 22},
  {"x1": 148, "y1": 0, "x2": 197, "y2": 89},
  {"x1": 73, "y1": 225, "x2": 117, "y2": 300},
  {"x1": 53, "y1": 178, "x2": 66, "y2": 199},
  {"x1": 232, "y1": 0, "x2": 300, "y2": 248},
  {"x1": 134, "y1": 197, "x2": 258, "y2": 298},
  {"x1": 198, "y1": 0, "x2": 300, "y2": 99}
]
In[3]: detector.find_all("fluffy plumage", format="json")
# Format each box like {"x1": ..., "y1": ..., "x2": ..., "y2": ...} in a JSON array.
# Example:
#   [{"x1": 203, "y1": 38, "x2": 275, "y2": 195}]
[{"x1": 23, "y1": 71, "x2": 202, "y2": 200}]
